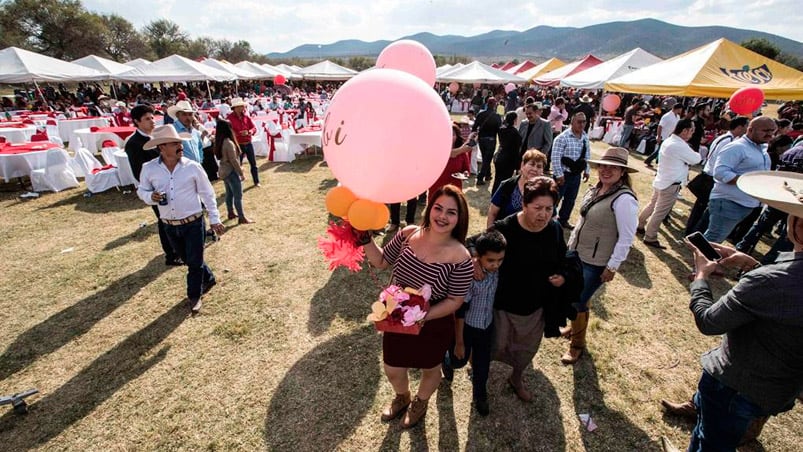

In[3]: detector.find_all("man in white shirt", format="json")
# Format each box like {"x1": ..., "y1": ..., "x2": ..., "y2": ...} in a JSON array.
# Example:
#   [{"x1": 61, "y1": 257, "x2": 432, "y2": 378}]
[
  {"x1": 137, "y1": 125, "x2": 225, "y2": 314},
  {"x1": 644, "y1": 102, "x2": 683, "y2": 168},
  {"x1": 637, "y1": 119, "x2": 701, "y2": 249}
]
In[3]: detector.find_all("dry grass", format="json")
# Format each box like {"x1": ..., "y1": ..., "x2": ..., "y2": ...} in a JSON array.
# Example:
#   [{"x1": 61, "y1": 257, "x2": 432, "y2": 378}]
[{"x1": 0, "y1": 137, "x2": 799, "y2": 451}]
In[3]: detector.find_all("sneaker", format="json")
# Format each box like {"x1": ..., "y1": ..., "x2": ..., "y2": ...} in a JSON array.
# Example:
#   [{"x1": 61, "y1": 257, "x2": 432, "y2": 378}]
[
  {"x1": 188, "y1": 298, "x2": 202, "y2": 315},
  {"x1": 643, "y1": 240, "x2": 667, "y2": 250},
  {"x1": 165, "y1": 257, "x2": 184, "y2": 266},
  {"x1": 474, "y1": 397, "x2": 490, "y2": 416}
]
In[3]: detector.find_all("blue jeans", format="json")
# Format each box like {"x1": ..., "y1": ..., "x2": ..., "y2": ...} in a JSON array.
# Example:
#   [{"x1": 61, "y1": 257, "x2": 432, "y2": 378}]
[
  {"x1": 704, "y1": 198, "x2": 755, "y2": 243},
  {"x1": 445, "y1": 323, "x2": 493, "y2": 400},
  {"x1": 557, "y1": 172, "x2": 582, "y2": 223},
  {"x1": 477, "y1": 137, "x2": 496, "y2": 183},
  {"x1": 575, "y1": 262, "x2": 606, "y2": 312},
  {"x1": 164, "y1": 217, "x2": 215, "y2": 301},
  {"x1": 223, "y1": 171, "x2": 245, "y2": 218},
  {"x1": 736, "y1": 206, "x2": 787, "y2": 253},
  {"x1": 238, "y1": 142, "x2": 259, "y2": 184},
  {"x1": 619, "y1": 124, "x2": 634, "y2": 148},
  {"x1": 689, "y1": 371, "x2": 766, "y2": 452},
  {"x1": 152, "y1": 205, "x2": 179, "y2": 261}
]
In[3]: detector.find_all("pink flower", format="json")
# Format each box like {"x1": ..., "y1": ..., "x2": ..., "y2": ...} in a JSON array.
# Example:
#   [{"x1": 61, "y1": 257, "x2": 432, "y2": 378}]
[{"x1": 401, "y1": 305, "x2": 426, "y2": 327}]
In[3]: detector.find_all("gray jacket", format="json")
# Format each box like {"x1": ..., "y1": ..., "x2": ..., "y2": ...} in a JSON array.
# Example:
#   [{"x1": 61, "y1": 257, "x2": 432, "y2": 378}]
[{"x1": 517, "y1": 117, "x2": 553, "y2": 156}]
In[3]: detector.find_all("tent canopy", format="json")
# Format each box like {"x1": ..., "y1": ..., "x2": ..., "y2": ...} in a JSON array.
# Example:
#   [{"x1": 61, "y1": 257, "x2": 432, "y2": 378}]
[
  {"x1": 234, "y1": 61, "x2": 278, "y2": 79},
  {"x1": 116, "y1": 54, "x2": 235, "y2": 82},
  {"x1": 438, "y1": 61, "x2": 526, "y2": 84},
  {"x1": 517, "y1": 58, "x2": 567, "y2": 81},
  {"x1": 295, "y1": 60, "x2": 358, "y2": 81},
  {"x1": 125, "y1": 58, "x2": 151, "y2": 68},
  {"x1": 72, "y1": 55, "x2": 135, "y2": 76},
  {"x1": 605, "y1": 38, "x2": 803, "y2": 100},
  {"x1": 534, "y1": 55, "x2": 603, "y2": 86},
  {"x1": 202, "y1": 58, "x2": 260, "y2": 80},
  {"x1": 0, "y1": 47, "x2": 107, "y2": 83},
  {"x1": 505, "y1": 60, "x2": 536, "y2": 75},
  {"x1": 561, "y1": 48, "x2": 662, "y2": 90}
]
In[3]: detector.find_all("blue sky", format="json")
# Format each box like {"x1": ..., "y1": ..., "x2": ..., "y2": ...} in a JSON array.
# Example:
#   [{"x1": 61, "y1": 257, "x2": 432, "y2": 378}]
[{"x1": 82, "y1": 0, "x2": 802, "y2": 54}]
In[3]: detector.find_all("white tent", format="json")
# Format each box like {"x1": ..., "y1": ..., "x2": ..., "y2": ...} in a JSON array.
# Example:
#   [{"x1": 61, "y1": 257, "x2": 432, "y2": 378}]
[
  {"x1": 115, "y1": 54, "x2": 236, "y2": 82},
  {"x1": 125, "y1": 58, "x2": 151, "y2": 68},
  {"x1": 436, "y1": 64, "x2": 455, "y2": 77},
  {"x1": 560, "y1": 48, "x2": 662, "y2": 90},
  {"x1": 202, "y1": 58, "x2": 260, "y2": 79},
  {"x1": 295, "y1": 60, "x2": 358, "y2": 81},
  {"x1": 72, "y1": 55, "x2": 135, "y2": 77},
  {"x1": 261, "y1": 63, "x2": 291, "y2": 77},
  {"x1": 437, "y1": 61, "x2": 526, "y2": 84},
  {"x1": 0, "y1": 47, "x2": 107, "y2": 83},
  {"x1": 274, "y1": 63, "x2": 298, "y2": 74},
  {"x1": 234, "y1": 61, "x2": 277, "y2": 78}
]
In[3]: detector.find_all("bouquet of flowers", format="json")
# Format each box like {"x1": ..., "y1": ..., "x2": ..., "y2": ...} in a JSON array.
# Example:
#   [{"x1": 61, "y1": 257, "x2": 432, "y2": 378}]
[{"x1": 367, "y1": 284, "x2": 431, "y2": 335}]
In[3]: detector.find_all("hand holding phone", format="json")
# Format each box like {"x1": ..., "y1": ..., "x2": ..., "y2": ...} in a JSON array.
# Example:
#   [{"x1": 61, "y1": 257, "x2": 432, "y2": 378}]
[{"x1": 686, "y1": 232, "x2": 721, "y2": 261}]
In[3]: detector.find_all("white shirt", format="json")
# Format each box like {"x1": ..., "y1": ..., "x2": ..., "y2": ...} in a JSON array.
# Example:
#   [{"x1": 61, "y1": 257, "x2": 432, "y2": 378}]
[
  {"x1": 658, "y1": 111, "x2": 679, "y2": 141},
  {"x1": 137, "y1": 156, "x2": 221, "y2": 224},
  {"x1": 702, "y1": 131, "x2": 735, "y2": 175},
  {"x1": 568, "y1": 193, "x2": 639, "y2": 271},
  {"x1": 653, "y1": 134, "x2": 702, "y2": 190}
]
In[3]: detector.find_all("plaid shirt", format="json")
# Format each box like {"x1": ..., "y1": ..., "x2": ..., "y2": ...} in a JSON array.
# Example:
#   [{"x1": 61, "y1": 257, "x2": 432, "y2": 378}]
[
  {"x1": 551, "y1": 128, "x2": 590, "y2": 178},
  {"x1": 463, "y1": 270, "x2": 499, "y2": 329}
]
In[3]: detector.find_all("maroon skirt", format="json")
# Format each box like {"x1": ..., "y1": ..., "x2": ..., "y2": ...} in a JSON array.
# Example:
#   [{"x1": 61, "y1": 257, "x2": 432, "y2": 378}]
[{"x1": 382, "y1": 314, "x2": 454, "y2": 369}]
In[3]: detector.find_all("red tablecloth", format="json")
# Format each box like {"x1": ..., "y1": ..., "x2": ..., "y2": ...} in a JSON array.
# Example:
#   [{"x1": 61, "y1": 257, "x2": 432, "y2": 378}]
[
  {"x1": 0, "y1": 123, "x2": 29, "y2": 128},
  {"x1": 198, "y1": 109, "x2": 220, "y2": 119},
  {"x1": 93, "y1": 126, "x2": 136, "y2": 140},
  {"x1": 0, "y1": 142, "x2": 60, "y2": 154},
  {"x1": 61, "y1": 116, "x2": 104, "y2": 122},
  {"x1": 296, "y1": 126, "x2": 322, "y2": 133}
]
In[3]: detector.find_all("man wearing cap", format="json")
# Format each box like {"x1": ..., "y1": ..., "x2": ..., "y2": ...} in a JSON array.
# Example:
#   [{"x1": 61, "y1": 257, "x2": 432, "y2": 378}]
[
  {"x1": 518, "y1": 102, "x2": 553, "y2": 170},
  {"x1": 472, "y1": 97, "x2": 502, "y2": 186},
  {"x1": 114, "y1": 101, "x2": 131, "y2": 127},
  {"x1": 703, "y1": 117, "x2": 776, "y2": 243},
  {"x1": 552, "y1": 112, "x2": 591, "y2": 229},
  {"x1": 167, "y1": 100, "x2": 204, "y2": 164},
  {"x1": 645, "y1": 102, "x2": 684, "y2": 168},
  {"x1": 126, "y1": 105, "x2": 182, "y2": 267},
  {"x1": 678, "y1": 171, "x2": 803, "y2": 451},
  {"x1": 228, "y1": 98, "x2": 260, "y2": 186},
  {"x1": 137, "y1": 125, "x2": 225, "y2": 314}
]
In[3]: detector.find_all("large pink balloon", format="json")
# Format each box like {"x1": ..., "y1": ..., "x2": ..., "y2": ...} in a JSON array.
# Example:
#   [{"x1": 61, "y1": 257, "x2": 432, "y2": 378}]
[
  {"x1": 375, "y1": 40, "x2": 436, "y2": 87},
  {"x1": 729, "y1": 87, "x2": 764, "y2": 115},
  {"x1": 323, "y1": 69, "x2": 451, "y2": 203},
  {"x1": 602, "y1": 94, "x2": 621, "y2": 113}
]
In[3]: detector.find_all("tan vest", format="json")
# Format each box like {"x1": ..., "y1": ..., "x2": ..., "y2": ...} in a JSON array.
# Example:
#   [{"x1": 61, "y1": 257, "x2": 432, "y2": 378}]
[{"x1": 569, "y1": 186, "x2": 636, "y2": 267}]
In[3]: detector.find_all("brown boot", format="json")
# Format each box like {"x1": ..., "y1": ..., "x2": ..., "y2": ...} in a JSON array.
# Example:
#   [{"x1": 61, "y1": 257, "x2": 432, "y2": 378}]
[
  {"x1": 238, "y1": 217, "x2": 255, "y2": 224},
  {"x1": 380, "y1": 392, "x2": 411, "y2": 422},
  {"x1": 401, "y1": 396, "x2": 428, "y2": 428},
  {"x1": 227, "y1": 211, "x2": 237, "y2": 220},
  {"x1": 561, "y1": 312, "x2": 588, "y2": 365},
  {"x1": 660, "y1": 399, "x2": 697, "y2": 419}
]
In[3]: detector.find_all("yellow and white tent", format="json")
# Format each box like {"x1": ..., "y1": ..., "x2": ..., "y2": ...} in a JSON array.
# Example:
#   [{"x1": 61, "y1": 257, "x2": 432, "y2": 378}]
[
  {"x1": 518, "y1": 58, "x2": 567, "y2": 82},
  {"x1": 605, "y1": 38, "x2": 803, "y2": 100}
]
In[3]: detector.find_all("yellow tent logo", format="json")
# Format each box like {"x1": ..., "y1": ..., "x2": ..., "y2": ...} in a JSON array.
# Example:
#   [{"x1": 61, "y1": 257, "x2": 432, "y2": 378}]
[{"x1": 719, "y1": 64, "x2": 773, "y2": 84}]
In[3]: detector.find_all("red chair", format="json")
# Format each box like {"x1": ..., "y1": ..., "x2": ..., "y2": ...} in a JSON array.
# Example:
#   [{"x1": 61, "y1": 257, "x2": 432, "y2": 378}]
[
  {"x1": 22, "y1": 119, "x2": 35, "y2": 125},
  {"x1": 0, "y1": 137, "x2": 6, "y2": 143},
  {"x1": 101, "y1": 140, "x2": 117, "y2": 148},
  {"x1": 31, "y1": 132, "x2": 49, "y2": 142},
  {"x1": 46, "y1": 119, "x2": 57, "y2": 126},
  {"x1": 89, "y1": 126, "x2": 100, "y2": 132}
]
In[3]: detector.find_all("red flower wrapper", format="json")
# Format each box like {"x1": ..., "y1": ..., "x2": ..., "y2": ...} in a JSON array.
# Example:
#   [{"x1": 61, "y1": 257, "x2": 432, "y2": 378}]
[
  {"x1": 368, "y1": 286, "x2": 431, "y2": 335},
  {"x1": 317, "y1": 220, "x2": 365, "y2": 272}
]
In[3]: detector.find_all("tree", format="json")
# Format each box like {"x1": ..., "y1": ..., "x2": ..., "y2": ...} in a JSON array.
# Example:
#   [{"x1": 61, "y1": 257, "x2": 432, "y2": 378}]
[
  {"x1": 101, "y1": 14, "x2": 153, "y2": 62},
  {"x1": 184, "y1": 37, "x2": 216, "y2": 61},
  {"x1": 741, "y1": 37, "x2": 780, "y2": 60},
  {"x1": 143, "y1": 19, "x2": 189, "y2": 59},
  {"x1": 347, "y1": 56, "x2": 374, "y2": 71}
]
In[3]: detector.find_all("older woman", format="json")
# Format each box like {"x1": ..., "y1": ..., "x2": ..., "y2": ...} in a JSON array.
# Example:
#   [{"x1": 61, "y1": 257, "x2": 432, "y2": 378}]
[
  {"x1": 486, "y1": 149, "x2": 547, "y2": 228},
  {"x1": 471, "y1": 177, "x2": 568, "y2": 401},
  {"x1": 362, "y1": 185, "x2": 473, "y2": 428},
  {"x1": 561, "y1": 147, "x2": 638, "y2": 364}
]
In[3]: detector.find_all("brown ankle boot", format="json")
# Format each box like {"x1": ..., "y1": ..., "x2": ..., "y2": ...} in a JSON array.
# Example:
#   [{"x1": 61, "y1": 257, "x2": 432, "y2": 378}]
[
  {"x1": 380, "y1": 392, "x2": 411, "y2": 422},
  {"x1": 401, "y1": 396, "x2": 428, "y2": 428},
  {"x1": 561, "y1": 312, "x2": 588, "y2": 365}
]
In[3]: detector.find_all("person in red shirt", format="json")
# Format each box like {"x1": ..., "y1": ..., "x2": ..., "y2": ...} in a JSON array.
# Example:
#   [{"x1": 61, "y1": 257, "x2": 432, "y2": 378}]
[
  {"x1": 114, "y1": 101, "x2": 132, "y2": 127},
  {"x1": 227, "y1": 97, "x2": 260, "y2": 186}
]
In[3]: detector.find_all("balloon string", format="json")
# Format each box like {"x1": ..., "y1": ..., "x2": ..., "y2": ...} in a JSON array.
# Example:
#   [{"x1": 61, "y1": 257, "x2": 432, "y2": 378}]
[{"x1": 365, "y1": 261, "x2": 389, "y2": 292}]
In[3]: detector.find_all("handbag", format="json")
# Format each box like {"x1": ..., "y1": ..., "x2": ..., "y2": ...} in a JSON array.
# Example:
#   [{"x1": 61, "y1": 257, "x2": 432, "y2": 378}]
[
  {"x1": 560, "y1": 140, "x2": 588, "y2": 174},
  {"x1": 687, "y1": 172, "x2": 714, "y2": 199}
]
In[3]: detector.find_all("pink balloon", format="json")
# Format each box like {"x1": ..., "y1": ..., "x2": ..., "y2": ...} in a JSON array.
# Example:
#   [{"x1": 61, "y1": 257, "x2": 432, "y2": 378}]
[
  {"x1": 449, "y1": 82, "x2": 459, "y2": 94},
  {"x1": 504, "y1": 83, "x2": 516, "y2": 94},
  {"x1": 602, "y1": 94, "x2": 621, "y2": 113},
  {"x1": 375, "y1": 40, "x2": 436, "y2": 87},
  {"x1": 729, "y1": 87, "x2": 764, "y2": 115},
  {"x1": 323, "y1": 69, "x2": 451, "y2": 203}
]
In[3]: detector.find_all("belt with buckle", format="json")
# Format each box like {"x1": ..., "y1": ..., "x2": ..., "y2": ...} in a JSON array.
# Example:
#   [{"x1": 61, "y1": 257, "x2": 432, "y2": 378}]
[{"x1": 161, "y1": 212, "x2": 203, "y2": 226}]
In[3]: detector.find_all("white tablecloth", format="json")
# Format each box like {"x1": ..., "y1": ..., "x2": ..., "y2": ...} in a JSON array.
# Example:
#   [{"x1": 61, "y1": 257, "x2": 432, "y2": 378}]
[
  {"x1": 58, "y1": 118, "x2": 109, "y2": 142},
  {"x1": 0, "y1": 148, "x2": 49, "y2": 181},
  {"x1": 281, "y1": 131, "x2": 322, "y2": 162},
  {"x1": 113, "y1": 150, "x2": 138, "y2": 186},
  {"x1": 0, "y1": 126, "x2": 37, "y2": 144},
  {"x1": 69, "y1": 128, "x2": 125, "y2": 152}
]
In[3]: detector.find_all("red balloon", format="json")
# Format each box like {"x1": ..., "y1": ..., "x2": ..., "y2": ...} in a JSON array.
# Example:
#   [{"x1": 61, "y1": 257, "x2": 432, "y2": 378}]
[
  {"x1": 274, "y1": 74, "x2": 287, "y2": 85},
  {"x1": 729, "y1": 87, "x2": 764, "y2": 115}
]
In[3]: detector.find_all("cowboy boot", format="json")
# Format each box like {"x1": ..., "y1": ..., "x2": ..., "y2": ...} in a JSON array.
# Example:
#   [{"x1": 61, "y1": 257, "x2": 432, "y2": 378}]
[
  {"x1": 561, "y1": 312, "x2": 588, "y2": 365},
  {"x1": 380, "y1": 391, "x2": 411, "y2": 422},
  {"x1": 401, "y1": 395, "x2": 429, "y2": 428}
]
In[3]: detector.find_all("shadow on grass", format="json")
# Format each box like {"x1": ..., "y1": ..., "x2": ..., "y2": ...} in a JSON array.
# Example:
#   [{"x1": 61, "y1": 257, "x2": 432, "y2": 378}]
[
  {"x1": 571, "y1": 355, "x2": 657, "y2": 451},
  {"x1": 37, "y1": 190, "x2": 144, "y2": 213},
  {"x1": 307, "y1": 266, "x2": 384, "y2": 336},
  {"x1": 264, "y1": 327, "x2": 381, "y2": 451},
  {"x1": 618, "y1": 247, "x2": 652, "y2": 289},
  {"x1": 0, "y1": 303, "x2": 186, "y2": 448},
  {"x1": 318, "y1": 177, "x2": 337, "y2": 193},
  {"x1": 104, "y1": 223, "x2": 157, "y2": 251},
  {"x1": 269, "y1": 156, "x2": 322, "y2": 174},
  {"x1": 0, "y1": 256, "x2": 167, "y2": 381}
]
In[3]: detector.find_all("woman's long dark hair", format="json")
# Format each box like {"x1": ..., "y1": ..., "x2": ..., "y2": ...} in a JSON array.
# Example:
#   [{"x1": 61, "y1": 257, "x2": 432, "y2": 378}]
[{"x1": 213, "y1": 118, "x2": 240, "y2": 159}]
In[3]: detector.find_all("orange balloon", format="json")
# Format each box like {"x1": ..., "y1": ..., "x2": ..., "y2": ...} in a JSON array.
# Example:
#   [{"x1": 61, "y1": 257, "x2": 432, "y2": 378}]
[
  {"x1": 325, "y1": 186, "x2": 357, "y2": 218},
  {"x1": 348, "y1": 199, "x2": 388, "y2": 231}
]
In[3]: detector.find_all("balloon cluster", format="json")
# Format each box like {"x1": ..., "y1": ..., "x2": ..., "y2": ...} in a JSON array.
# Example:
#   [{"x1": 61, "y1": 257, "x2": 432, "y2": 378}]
[{"x1": 321, "y1": 40, "x2": 451, "y2": 231}]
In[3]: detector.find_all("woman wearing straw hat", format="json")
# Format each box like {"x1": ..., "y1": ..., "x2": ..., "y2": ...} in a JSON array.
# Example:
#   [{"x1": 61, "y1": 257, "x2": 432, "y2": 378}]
[
  {"x1": 675, "y1": 170, "x2": 803, "y2": 451},
  {"x1": 561, "y1": 147, "x2": 639, "y2": 365}
]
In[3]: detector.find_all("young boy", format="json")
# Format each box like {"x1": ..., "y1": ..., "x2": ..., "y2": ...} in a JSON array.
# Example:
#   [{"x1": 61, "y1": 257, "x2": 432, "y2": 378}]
[{"x1": 443, "y1": 230, "x2": 506, "y2": 416}]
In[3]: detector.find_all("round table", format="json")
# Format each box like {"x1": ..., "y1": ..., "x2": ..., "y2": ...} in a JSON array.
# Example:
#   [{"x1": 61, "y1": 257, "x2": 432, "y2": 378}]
[
  {"x1": 58, "y1": 117, "x2": 109, "y2": 142},
  {"x1": 0, "y1": 142, "x2": 61, "y2": 181},
  {"x1": 0, "y1": 125, "x2": 37, "y2": 144},
  {"x1": 69, "y1": 127, "x2": 135, "y2": 152}
]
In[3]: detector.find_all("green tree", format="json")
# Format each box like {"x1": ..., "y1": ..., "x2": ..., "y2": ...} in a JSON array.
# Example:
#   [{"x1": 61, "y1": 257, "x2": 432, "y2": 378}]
[
  {"x1": 143, "y1": 19, "x2": 188, "y2": 59},
  {"x1": 347, "y1": 56, "x2": 374, "y2": 71},
  {"x1": 101, "y1": 14, "x2": 152, "y2": 62},
  {"x1": 741, "y1": 37, "x2": 781, "y2": 60},
  {"x1": 184, "y1": 37, "x2": 216, "y2": 60},
  {"x1": 217, "y1": 40, "x2": 253, "y2": 63}
]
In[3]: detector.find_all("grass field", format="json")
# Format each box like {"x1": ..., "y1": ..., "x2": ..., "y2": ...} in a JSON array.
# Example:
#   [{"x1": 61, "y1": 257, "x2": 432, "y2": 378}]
[{"x1": 0, "y1": 135, "x2": 799, "y2": 451}]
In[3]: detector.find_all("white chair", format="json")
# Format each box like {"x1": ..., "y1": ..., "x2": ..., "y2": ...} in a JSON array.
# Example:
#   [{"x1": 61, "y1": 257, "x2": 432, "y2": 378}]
[
  {"x1": 113, "y1": 150, "x2": 139, "y2": 187},
  {"x1": 252, "y1": 130, "x2": 269, "y2": 157},
  {"x1": 101, "y1": 145, "x2": 121, "y2": 167},
  {"x1": 74, "y1": 148, "x2": 120, "y2": 193},
  {"x1": 31, "y1": 148, "x2": 80, "y2": 192}
]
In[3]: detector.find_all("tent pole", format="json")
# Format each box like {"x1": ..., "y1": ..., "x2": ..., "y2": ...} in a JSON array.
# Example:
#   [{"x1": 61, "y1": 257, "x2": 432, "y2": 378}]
[
  {"x1": 206, "y1": 80, "x2": 213, "y2": 103},
  {"x1": 32, "y1": 80, "x2": 51, "y2": 112},
  {"x1": 110, "y1": 82, "x2": 118, "y2": 100}
]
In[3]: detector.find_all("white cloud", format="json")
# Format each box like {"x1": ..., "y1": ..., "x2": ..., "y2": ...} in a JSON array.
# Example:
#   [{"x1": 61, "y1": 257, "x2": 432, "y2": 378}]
[{"x1": 81, "y1": 0, "x2": 802, "y2": 54}]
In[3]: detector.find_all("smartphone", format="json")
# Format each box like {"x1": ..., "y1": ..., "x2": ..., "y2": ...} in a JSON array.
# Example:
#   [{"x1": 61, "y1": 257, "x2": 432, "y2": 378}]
[
  {"x1": 466, "y1": 138, "x2": 477, "y2": 147},
  {"x1": 686, "y1": 232, "x2": 721, "y2": 261}
]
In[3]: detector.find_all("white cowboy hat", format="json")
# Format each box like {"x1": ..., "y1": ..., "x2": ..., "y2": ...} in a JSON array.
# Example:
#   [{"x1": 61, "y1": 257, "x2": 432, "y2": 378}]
[
  {"x1": 167, "y1": 100, "x2": 196, "y2": 119},
  {"x1": 737, "y1": 171, "x2": 803, "y2": 218},
  {"x1": 579, "y1": 95, "x2": 593, "y2": 103},
  {"x1": 116, "y1": 101, "x2": 127, "y2": 107},
  {"x1": 230, "y1": 97, "x2": 248, "y2": 108},
  {"x1": 587, "y1": 147, "x2": 639, "y2": 173},
  {"x1": 143, "y1": 124, "x2": 191, "y2": 150}
]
